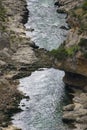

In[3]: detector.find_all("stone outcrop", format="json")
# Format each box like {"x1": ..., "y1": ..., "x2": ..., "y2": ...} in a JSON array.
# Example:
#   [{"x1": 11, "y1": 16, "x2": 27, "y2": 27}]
[
  {"x1": 2, "y1": 125, "x2": 22, "y2": 130},
  {"x1": 54, "y1": 0, "x2": 87, "y2": 80},
  {"x1": 54, "y1": 0, "x2": 83, "y2": 11},
  {"x1": 0, "y1": 0, "x2": 54, "y2": 129},
  {"x1": 54, "y1": 0, "x2": 87, "y2": 88},
  {"x1": 54, "y1": 0, "x2": 87, "y2": 129}
]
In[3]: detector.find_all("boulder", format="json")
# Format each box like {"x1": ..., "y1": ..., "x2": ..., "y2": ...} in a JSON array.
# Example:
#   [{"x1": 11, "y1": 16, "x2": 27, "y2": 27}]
[
  {"x1": 28, "y1": 41, "x2": 39, "y2": 49},
  {"x1": 63, "y1": 104, "x2": 75, "y2": 111},
  {"x1": 2, "y1": 125, "x2": 21, "y2": 130},
  {"x1": 63, "y1": 108, "x2": 87, "y2": 122},
  {"x1": 0, "y1": 60, "x2": 6, "y2": 67}
]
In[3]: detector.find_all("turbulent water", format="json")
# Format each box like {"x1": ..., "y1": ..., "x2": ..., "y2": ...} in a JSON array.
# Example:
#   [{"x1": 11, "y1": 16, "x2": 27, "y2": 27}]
[
  {"x1": 12, "y1": 0, "x2": 70, "y2": 130},
  {"x1": 12, "y1": 69, "x2": 70, "y2": 130},
  {"x1": 25, "y1": 0, "x2": 68, "y2": 50}
]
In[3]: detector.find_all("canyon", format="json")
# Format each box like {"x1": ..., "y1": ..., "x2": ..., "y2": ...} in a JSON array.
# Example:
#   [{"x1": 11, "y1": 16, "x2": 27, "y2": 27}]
[{"x1": 0, "y1": 0, "x2": 87, "y2": 130}]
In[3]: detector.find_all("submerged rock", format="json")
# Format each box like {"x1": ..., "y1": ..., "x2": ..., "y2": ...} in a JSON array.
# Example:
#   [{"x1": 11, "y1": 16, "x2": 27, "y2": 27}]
[{"x1": 60, "y1": 26, "x2": 69, "y2": 30}]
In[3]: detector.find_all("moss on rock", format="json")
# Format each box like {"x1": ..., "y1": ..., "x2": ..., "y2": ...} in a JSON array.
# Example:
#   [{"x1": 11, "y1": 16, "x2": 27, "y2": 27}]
[
  {"x1": 50, "y1": 44, "x2": 80, "y2": 60},
  {"x1": 50, "y1": 44, "x2": 68, "y2": 60}
]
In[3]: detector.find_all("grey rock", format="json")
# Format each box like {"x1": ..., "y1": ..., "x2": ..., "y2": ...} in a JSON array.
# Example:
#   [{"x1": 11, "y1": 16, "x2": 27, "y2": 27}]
[
  {"x1": 0, "y1": 35, "x2": 10, "y2": 50},
  {"x1": 28, "y1": 41, "x2": 39, "y2": 49},
  {"x1": 60, "y1": 26, "x2": 69, "y2": 30},
  {"x1": 76, "y1": 116, "x2": 87, "y2": 123},
  {"x1": 63, "y1": 109, "x2": 87, "y2": 122},
  {"x1": 0, "y1": 60, "x2": 6, "y2": 66},
  {"x1": 1, "y1": 122, "x2": 8, "y2": 127}
]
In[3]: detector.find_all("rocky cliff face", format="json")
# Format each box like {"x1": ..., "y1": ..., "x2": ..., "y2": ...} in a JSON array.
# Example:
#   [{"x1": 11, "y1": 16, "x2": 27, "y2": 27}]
[
  {"x1": 0, "y1": 0, "x2": 87, "y2": 129},
  {"x1": 54, "y1": 0, "x2": 87, "y2": 87},
  {"x1": 0, "y1": 0, "x2": 54, "y2": 128},
  {"x1": 0, "y1": 0, "x2": 30, "y2": 128},
  {"x1": 54, "y1": 0, "x2": 87, "y2": 129}
]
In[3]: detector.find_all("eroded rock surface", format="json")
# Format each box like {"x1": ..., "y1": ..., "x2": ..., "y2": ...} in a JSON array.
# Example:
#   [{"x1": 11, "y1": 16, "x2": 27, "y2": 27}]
[
  {"x1": 0, "y1": 0, "x2": 54, "y2": 129},
  {"x1": 54, "y1": 0, "x2": 87, "y2": 129}
]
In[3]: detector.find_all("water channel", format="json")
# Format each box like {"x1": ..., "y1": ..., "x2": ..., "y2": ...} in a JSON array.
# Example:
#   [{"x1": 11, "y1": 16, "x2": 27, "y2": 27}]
[{"x1": 12, "y1": 0, "x2": 70, "y2": 130}]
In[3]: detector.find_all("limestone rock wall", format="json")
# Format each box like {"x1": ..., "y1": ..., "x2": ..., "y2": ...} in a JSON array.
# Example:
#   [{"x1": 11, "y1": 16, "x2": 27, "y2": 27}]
[
  {"x1": 54, "y1": 0, "x2": 87, "y2": 129},
  {"x1": 54, "y1": 0, "x2": 87, "y2": 88}
]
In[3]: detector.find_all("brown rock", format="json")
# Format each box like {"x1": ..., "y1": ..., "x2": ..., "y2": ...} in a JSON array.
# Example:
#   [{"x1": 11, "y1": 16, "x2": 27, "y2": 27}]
[
  {"x1": 2, "y1": 125, "x2": 21, "y2": 130},
  {"x1": 63, "y1": 104, "x2": 75, "y2": 111}
]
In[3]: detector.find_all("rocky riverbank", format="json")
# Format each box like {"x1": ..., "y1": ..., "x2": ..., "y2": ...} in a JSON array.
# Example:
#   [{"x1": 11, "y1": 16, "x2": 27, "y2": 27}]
[
  {"x1": 0, "y1": 0, "x2": 32, "y2": 129},
  {"x1": 0, "y1": 0, "x2": 55, "y2": 129},
  {"x1": 53, "y1": 0, "x2": 87, "y2": 129},
  {"x1": 1, "y1": 0, "x2": 87, "y2": 129}
]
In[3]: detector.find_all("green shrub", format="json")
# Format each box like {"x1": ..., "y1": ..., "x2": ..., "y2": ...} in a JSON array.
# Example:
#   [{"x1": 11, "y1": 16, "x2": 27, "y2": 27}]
[
  {"x1": 50, "y1": 43, "x2": 80, "y2": 60},
  {"x1": 50, "y1": 45, "x2": 68, "y2": 60},
  {"x1": 79, "y1": 38, "x2": 87, "y2": 48},
  {"x1": 71, "y1": 8, "x2": 83, "y2": 18},
  {"x1": 79, "y1": 24, "x2": 87, "y2": 33},
  {"x1": 66, "y1": 45, "x2": 80, "y2": 56},
  {"x1": 0, "y1": 1, "x2": 6, "y2": 22},
  {"x1": 83, "y1": 52, "x2": 87, "y2": 58},
  {"x1": 82, "y1": 0, "x2": 87, "y2": 10}
]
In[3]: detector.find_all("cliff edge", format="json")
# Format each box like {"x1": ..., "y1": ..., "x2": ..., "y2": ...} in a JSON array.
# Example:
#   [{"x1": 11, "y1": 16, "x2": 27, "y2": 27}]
[
  {"x1": 54, "y1": 0, "x2": 87, "y2": 87},
  {"x1": 0, "y1": 0, "x2": 53, "y2": 129},
  {"x1": 53, "y1": 0, "x2": 87, "y2": 129}
]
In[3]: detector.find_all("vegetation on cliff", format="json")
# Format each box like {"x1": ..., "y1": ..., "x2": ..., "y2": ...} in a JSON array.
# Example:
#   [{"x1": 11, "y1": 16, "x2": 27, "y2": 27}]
[
  {"x1": 54, "y1": 1, "x2": 87, "y2": 128},
  {"x1": 82, "y1": 0, "x2": 87, "y2": 10},
  {"x1": 0, "y1": 0, "x2": 6, "y2": 31},
  {"x1": 69, "y1": 0, "x2": 87, "y2": 33},
  {"x1": 0, "y1": 1, "x2": 5, "y2": 21},
  {"x1": 50, "y1": 44, "x2": 80, "y2": 60},
  {"x1": 51, "y1": 0, "x2": 87, "y2": 61},
  {"x1": 50, "y1": 44, "x2": 68, "y2": 60}
]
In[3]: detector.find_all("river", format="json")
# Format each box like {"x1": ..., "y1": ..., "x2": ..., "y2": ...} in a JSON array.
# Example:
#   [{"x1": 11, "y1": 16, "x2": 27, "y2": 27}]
[
  {"x1": 12, "y1": 0, "x2": 70, "y2": 130},
  {"x1": 25, "y1": 0, "x2": 68, "y2": 50}
]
